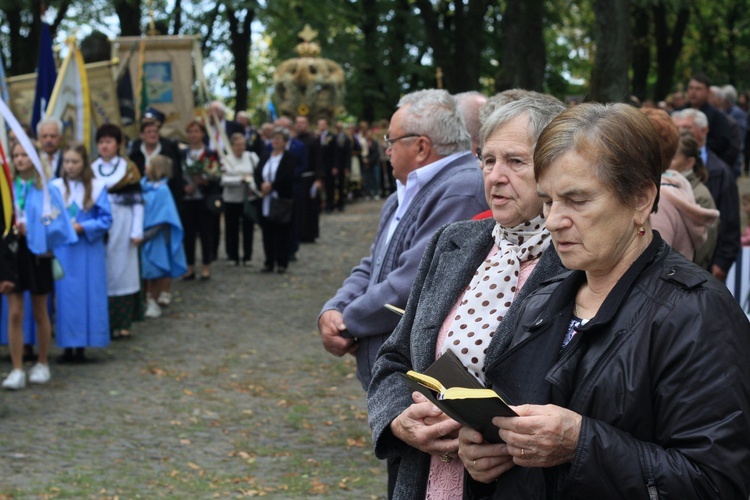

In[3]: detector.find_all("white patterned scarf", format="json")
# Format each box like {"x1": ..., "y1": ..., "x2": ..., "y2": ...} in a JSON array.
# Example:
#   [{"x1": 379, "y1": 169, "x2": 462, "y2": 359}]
[{"x1": 440, "y1": 214, "x2": 550, "y2": 383}]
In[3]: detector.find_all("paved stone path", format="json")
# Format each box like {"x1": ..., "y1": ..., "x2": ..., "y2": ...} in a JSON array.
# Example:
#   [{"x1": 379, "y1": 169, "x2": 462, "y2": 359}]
[{"x1": 0, "y1": 200, "x2": 387, "y2": 498}]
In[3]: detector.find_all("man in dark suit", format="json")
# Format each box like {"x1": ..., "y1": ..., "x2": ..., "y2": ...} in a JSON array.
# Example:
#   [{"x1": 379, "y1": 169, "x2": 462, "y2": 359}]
[
  {"x1": 688, "y1": 74, "x2": 733, "y2": 165},
  {"x1": 236, "y1": 111, "x2": 266, "y2": 157},
  {"x1": 315, "y1": 118, "x2": 345, "y2": 213},
  {"x1": 295, "y1": 116, "x2": 323, "y2": 243},
  {"x1": 673, "y1": 108, "x2": 741, "y2": 282},
  {"x1": 129, "y1": 118, "x2": 184, "y2": 209},
  {"x1": 36, "y1": 117, "x2": 64, "y2": 178}
]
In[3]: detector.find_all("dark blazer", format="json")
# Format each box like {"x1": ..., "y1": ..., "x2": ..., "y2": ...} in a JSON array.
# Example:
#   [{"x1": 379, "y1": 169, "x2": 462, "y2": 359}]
[
  {"x1": 705, "y1": 149, "x2": 741, "y2": 273},
  {"x1": 52, "y1": 152, "x2": 64, "y2": 179},
  {"x1": 255, "y1": 151, "x2": 296, "y2": 201},
  {"x1": 296, "y1": 131, "x2": 321, "y2": 178},
  {"x1": 130, "y1": 137, "x2": 184, "y2": 206},
  {"x1": 314, "y1": 131, "x2": 338, "y2": 174},
  {"x1": 700, "y1": 103, "x2": 733, "y2": 165},
  {"x1": 285, "y1": 138, "x2": 308, "y2": 179},
  {"x1": 224, "y1": 119, "x2": 244, "y2": 138}
]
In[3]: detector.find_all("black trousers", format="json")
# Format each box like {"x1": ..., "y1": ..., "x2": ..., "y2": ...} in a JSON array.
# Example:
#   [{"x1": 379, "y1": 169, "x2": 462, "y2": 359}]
[
  {"x1": 181, "y1": 200, "x2": 215, "y2": 265},
  {"x1": 260, "y1": 217, "x2": 290, "y2": 270},
  {"x1": 224, "y1": 202, "x2": 254, "y2": 263},
  {"x1": 324, "y1": 169, "x2": 346, "y2": 211}
]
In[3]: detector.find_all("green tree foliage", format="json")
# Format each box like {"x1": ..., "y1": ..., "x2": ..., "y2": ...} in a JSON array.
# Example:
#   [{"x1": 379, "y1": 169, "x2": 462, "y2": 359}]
[{"x1": 2, "y1": 0, "x2": 750, "y2": 120}]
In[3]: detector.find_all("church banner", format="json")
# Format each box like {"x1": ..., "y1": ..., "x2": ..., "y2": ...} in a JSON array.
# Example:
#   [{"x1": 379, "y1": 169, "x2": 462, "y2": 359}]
[{"x1": 112, "y1": 35, "x2": 198, "y2": 141}]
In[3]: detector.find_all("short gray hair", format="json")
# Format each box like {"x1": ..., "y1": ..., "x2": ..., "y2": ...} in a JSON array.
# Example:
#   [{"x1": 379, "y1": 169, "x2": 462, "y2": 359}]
[
  {"x1": 710, "y1": 86, "x2": 725, "y2": 103},
  {"x1": 454, "y1": 91, "x2": 487, "y2": 146},
  {"x1": 479, "y1": 89, "x2": 543, "y2": 126},
  {"x1": 397, "y1": 89, "x2": 471, "y2": 155},
  {"x1": 479, "y1": 94, "x2": 566, "y2": 150},
  {"x1": 672, "y1": 108, "x2": 708, "y2": 129},
  {"x1": 722, "y1": 84, "x2": 738, "y2": 106},
  {"x1": 272, "y1": 127, "x2": 290, "y2": 141},
  {"x1": 36, "y1": 116, "x2": 63, "y2": 138}
]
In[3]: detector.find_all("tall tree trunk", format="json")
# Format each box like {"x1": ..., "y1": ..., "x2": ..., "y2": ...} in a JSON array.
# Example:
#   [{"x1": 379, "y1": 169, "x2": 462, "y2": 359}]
[
  {"x1": 630, "y1": 5, "x2": 650, "y2": 101},
  {"x1": 114, "y1": 0, "x2": 142, "y2": 36},
  {"x1": 171, "y1": 0, "x2": 183, "y2": 35},
  {"x1": 496, "y1": 0, "x2": 546, "y2": 92},
  {"x1": 6, "y1": 1, "x2": 43, "y2": 76},
  {"x1": 414, "y1": 0, "x2": 490, "y2": 93},
  {"x1": 589, "y1": 0, "x2": 632, "y2": 103},
  {"x1": 359, "y1": 0, "x2": 379, "y2": 121},
  {"x1": 652, "y1": 3, "x2": 689, "y2": 101},
  {"x1": 226, "y1": 6, "x2": 253, "y2": 113},
  {"x1": 384, "y1": 0, "x2": 411, "y2": 108},
  {"x1": 725, "y1": 3, "x2": 739, "y2": 85}
]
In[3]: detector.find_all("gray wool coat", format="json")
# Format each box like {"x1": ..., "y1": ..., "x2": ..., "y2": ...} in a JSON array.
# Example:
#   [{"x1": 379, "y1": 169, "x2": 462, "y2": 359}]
[{"x1": 367, "y1": 218, "x2": 565, "y2": 499}]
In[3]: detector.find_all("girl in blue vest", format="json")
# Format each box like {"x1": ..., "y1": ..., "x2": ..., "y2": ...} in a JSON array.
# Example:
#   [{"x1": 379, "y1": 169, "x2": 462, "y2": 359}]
[{"x1": 51, "y1": 143, "x2": 112, "y2": 363}]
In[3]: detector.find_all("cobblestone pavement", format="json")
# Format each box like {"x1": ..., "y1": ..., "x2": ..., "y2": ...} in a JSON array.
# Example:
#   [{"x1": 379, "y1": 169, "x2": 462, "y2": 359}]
[{"x1": 0, "y1": 200, "x2": 387, "y2": 498}]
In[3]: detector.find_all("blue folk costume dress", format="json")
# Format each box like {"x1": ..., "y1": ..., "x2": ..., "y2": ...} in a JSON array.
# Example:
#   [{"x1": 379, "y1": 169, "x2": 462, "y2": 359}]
[
  {"x1": 51, "y1": 177, "x2": 112, "y2": 348},
  {"x1": 0, "y1": 177, "x2": 77, "y2": 344},
  {"x1": 140, "y1": 177, "x2": 187, "y2": 279}
]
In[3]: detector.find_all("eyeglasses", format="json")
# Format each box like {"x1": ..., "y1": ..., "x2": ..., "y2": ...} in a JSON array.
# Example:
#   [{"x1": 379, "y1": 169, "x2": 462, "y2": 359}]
[{"x1": 384, "y1": 133, "x2": 420, "y2": 148}]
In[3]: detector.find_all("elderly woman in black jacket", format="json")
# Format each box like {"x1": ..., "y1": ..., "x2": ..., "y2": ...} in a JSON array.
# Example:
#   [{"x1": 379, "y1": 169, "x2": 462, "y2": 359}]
[
  {"x1": 458, "y1": 103, "x2": 750, "y2": 498},
  {"x1": 255, "y1": 127, "x2": 296, "y2": 274}
]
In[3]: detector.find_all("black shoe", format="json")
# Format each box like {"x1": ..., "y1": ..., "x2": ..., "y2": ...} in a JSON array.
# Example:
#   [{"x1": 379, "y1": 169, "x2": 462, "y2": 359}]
[
  {"x1": 183, "y1": 272, "x2": 196, "y2": 281},
  {"x1": 56, "y1": 349, "x2": 75, "y2": 364},
  {"x1": 288, "y1": 254, "x2": 297, "y2": 262},
  {"x1": 261, "y1": 266, "x2": 274, "y2": 273},
  {"x1": 277, "y1": 267, "x2": 287, "y2": 274},
  {"x1": 73, "y1": 353, "x2": 89, "y2": 364}
]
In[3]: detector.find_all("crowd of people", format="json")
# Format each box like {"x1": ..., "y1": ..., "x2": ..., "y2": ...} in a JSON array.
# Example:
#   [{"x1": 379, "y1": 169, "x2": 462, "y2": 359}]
[
  {"x1": 320, "y1": 81, "x2": 750, "y2": 498},
  {"x1": 0, "y1": 99, "x2": 395, "y2": 390},
  {"x1": 2, "y1": 71, "x2": 750, "y2": 497}
]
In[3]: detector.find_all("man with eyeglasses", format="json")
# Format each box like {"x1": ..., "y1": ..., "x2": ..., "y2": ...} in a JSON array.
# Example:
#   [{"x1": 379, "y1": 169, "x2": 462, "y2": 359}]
[{"x1": 318, "y1": 88, "x2": 487, "y2": 496}]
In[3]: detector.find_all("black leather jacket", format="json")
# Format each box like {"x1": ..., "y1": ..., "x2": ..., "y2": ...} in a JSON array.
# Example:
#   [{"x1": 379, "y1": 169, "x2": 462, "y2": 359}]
[{"x1": 483, "y1": 234, "x2": 750, "y2": 499}]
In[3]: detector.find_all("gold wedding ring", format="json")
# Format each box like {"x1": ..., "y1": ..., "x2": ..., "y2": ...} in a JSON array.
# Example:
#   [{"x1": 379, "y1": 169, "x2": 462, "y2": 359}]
[
  {"x1": 473, "y1": 459, "x2": 481, "y2": 471},
  {"x1": 521, "y1": 448, "x2": 526, "y2": 459}
]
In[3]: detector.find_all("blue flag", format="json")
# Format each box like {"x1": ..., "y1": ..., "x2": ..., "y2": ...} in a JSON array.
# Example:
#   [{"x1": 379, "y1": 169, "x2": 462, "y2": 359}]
[
  {"x1": 31, "y1": 23, "x2": 57, "y2": 133},
  {"x1": 267, "y1": 99, "x2": 278, "y2": 122},
  {"x1": 0, "y1": 49, "x2": 8, "y2": 102}
]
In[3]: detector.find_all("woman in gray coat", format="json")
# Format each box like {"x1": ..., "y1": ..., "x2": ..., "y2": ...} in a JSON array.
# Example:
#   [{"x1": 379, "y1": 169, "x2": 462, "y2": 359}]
[{"x1": 367, "y1": 95, "x2": 566, "y2": 499}]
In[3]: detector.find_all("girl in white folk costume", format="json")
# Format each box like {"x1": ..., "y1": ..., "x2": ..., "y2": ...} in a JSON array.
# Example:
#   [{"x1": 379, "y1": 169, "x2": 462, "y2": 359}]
[
  {"x1": 51, "y1": 143, "x2": 112, "y2": 363},
  {"x1": 3, "y1": 142, "x2": 77, "y2": 390},
  {"x1": 91, "y1": 124, "x2": 143, "y2": 339}
]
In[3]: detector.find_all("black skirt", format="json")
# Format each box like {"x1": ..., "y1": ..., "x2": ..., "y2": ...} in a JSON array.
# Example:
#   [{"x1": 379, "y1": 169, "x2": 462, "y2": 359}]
[{"x1": 15, "y1": 236, "x2": 53, "y2": 295}]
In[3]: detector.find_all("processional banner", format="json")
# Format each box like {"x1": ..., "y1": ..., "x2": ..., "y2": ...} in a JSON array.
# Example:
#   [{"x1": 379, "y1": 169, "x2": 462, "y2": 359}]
[{"x1": 112, "y1": 35, "x2": 198, "y2": 141}]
